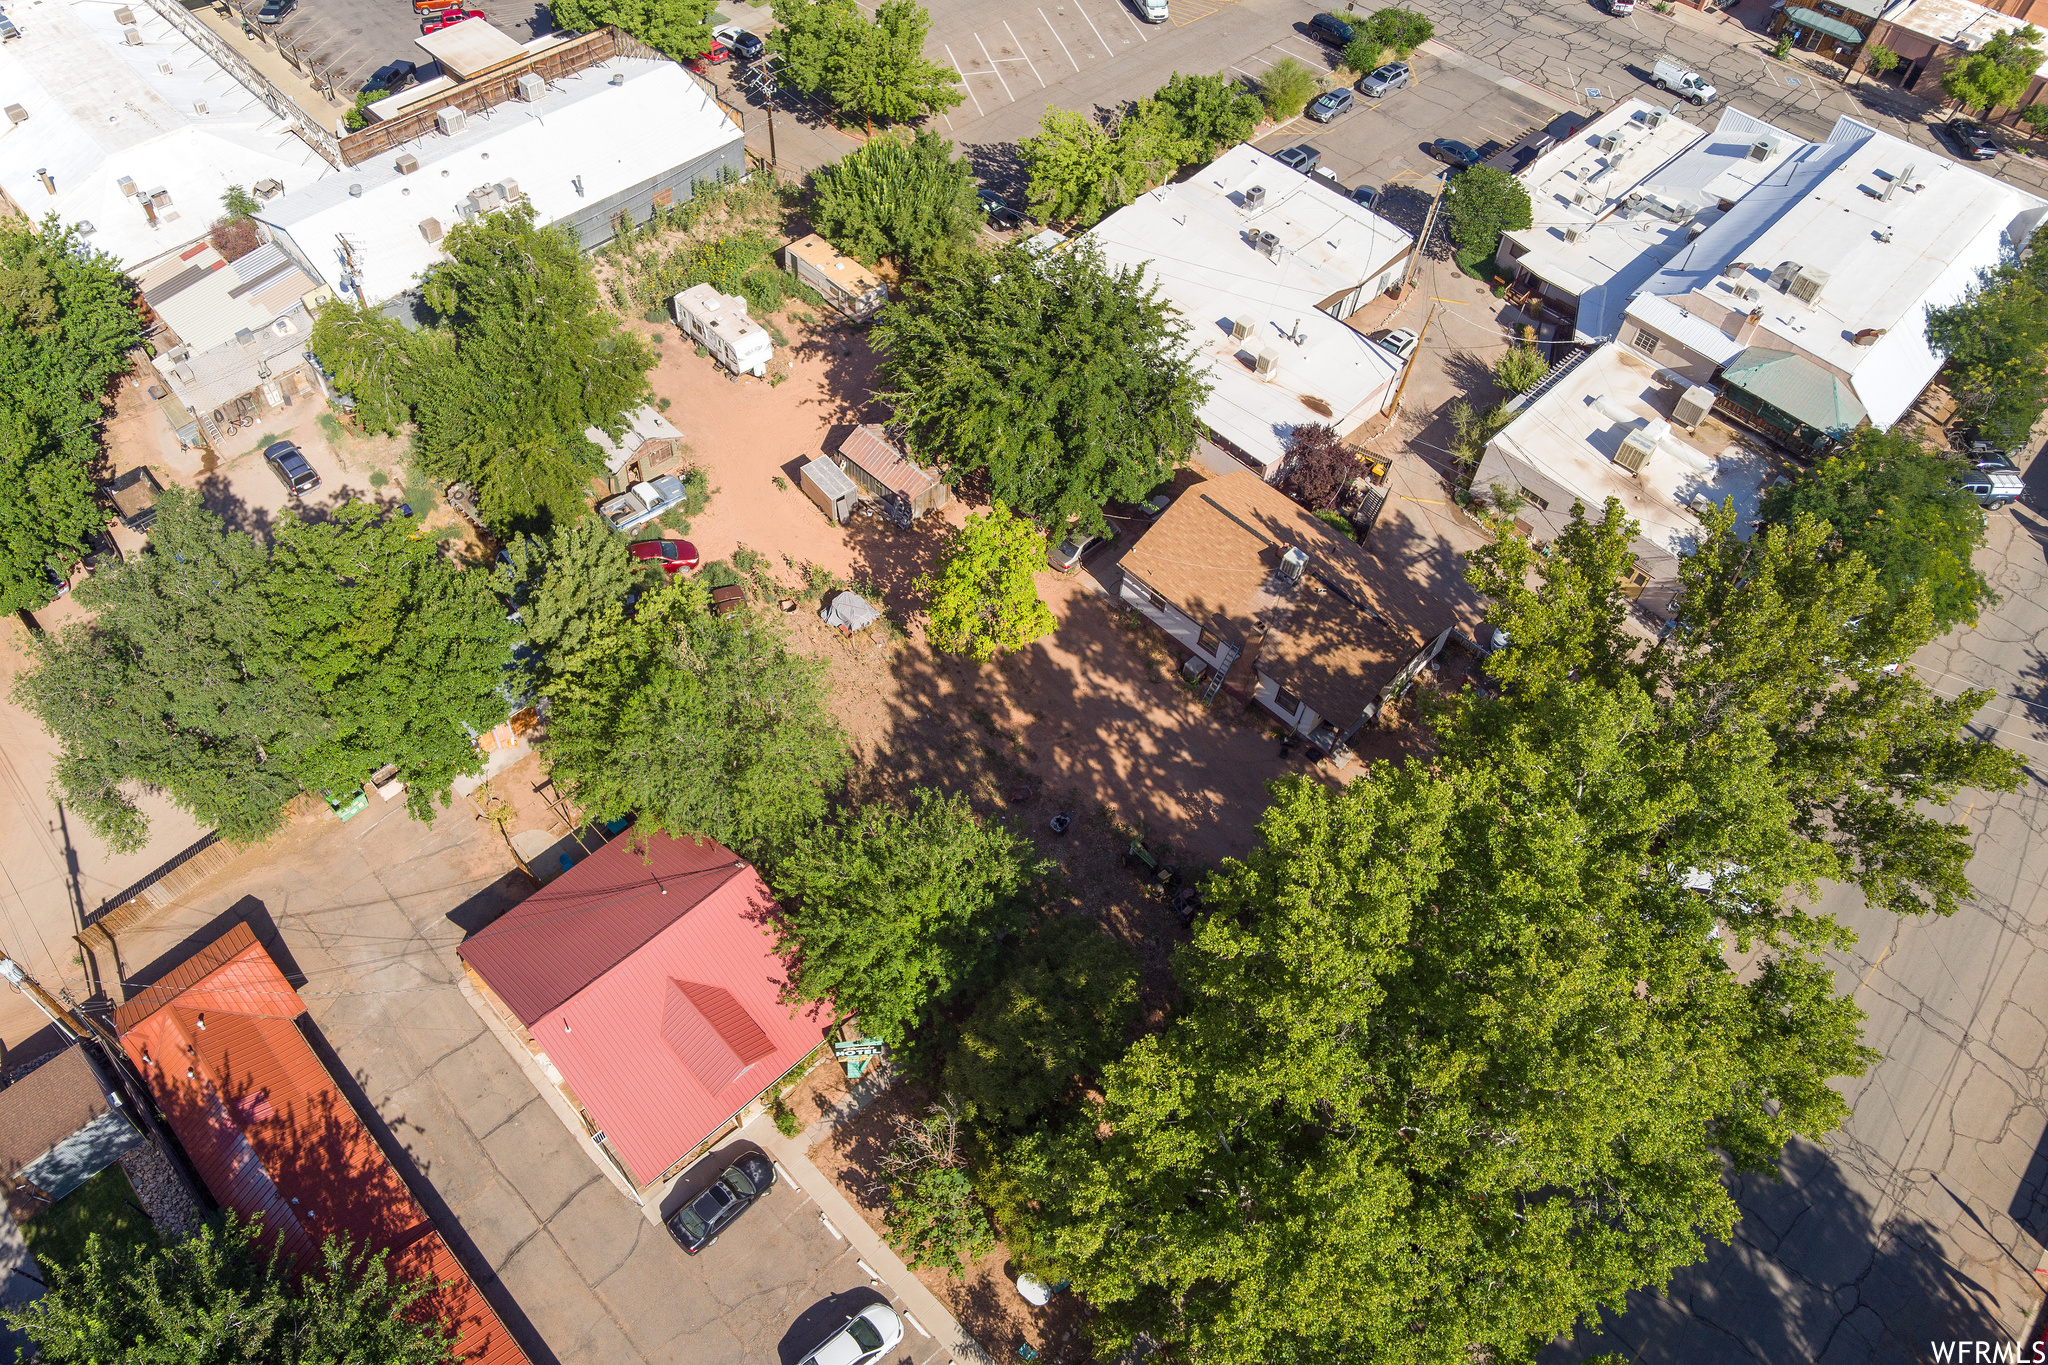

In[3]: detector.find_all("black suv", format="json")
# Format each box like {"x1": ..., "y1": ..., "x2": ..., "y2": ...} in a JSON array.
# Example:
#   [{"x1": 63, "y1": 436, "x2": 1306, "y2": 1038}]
[
  {"x1": 255, "y1": 0, "x2": 296, "y2": 25},
  {"x1": 1308, "y1": 12, "x2": 1353, "y2": 44},
  {"x1": 1944, "y1": 120, "x2": 2000, "y2": 161},
  {"x1": 263, "y1": 441, "x2": 321, "y2": 497},
  {"x1": 664, "y1": 1153, "x2": 775, "y2": 1254}
]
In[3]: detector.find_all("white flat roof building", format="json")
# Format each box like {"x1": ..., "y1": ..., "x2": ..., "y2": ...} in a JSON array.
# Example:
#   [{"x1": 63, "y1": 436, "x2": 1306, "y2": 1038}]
[
  {"x1": 0, "y1": 0, "x2": 333, "y2": 268},
  {"x1": 260, "y1": 51, "x2": 743, "y2": 306},
  {"x1": 1086, "y1": 144, "x2": 1415, "y2": 477}
]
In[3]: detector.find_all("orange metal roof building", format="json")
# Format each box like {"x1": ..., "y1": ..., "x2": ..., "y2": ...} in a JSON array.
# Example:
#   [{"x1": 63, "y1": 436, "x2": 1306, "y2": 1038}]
[{"x1": 118, "y1": 923, "x2": 531, "y2": 1365}]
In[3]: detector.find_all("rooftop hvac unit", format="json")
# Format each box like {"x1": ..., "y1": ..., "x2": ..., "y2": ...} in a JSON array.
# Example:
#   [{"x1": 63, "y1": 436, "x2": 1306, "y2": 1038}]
[
  {"x1": 1673, "y1": 383, "x2": 1714, "y2": 429},
  {"x1": 1769, "y1": 260, "x2": 1800, "y2": 292},
  {"x1": 1572, "y1": 185, "x2": 1590, "y2": 205},
  {"x1": 1720, "y1": 259, "x2": 1746, "y2": 279},
  {"x1": 157, "y1": 60, "x2": 171, "y2": 73},
  {"x1": 122, "y1": 24, "x2": 141, "y2": 43},
  {"x1": 235, "y1": 328, "x2": 256, "y2": 349},
  {"x1": 1230, "y1": 316, "x2": 1254, "y2": 341},
  {"x1": 494, "y1": 178, "x2": 521, "y2": 201},
  {"x1": 117, "y1": 174, "x2": 136, "y2": 195},
  {"x1": 113, "y1": 5, "x2": 133, "y2": 20},
  {"x1": 515, "y1": 72, "x2": 544, "y2": 101},
  {"x1": 1243, "y1": 184, "x2": 1266, "y2": 212},
  {"x1": 395, "y1": 153, "x2": 418, "y2": 174},
  {"x1": 420, "y1": 217, "x2": 443, "y2": 242},
  {"x1": 3, "y1": 105, "x2": 25, "y2": 125},
  {"x1": 1600, "y1": 132, "x2": 1623, "y2": 153},
  {"x1": 1748, "y1": 136, "x2": 1780, "y2": 162},
  {"x1": 1563, "y1": 225, "x2": 1582, "y2": 244},
  {"x1": 1254, "y1": 348, "x2": 1279, "y2": 377},
  {"x1": 1253, "y1": 230, "x2": 1280, "y2": 259},
  {"x1": 1736, "y1": 283, "x2": 1760, "y2": 302},
  {"x1": 435, "y1": 105, "x2": 466, "y2": 136},
  {"x1": 252, "y1": 178, "x2": 282, "y2": 199},
  {"x1": 192, "y1": 100, "x2": 206, "y2": 114},
  {"x1": 1279, "y1": 546, "x2": 1308, "y2": 584},
  {"x1": 171, "y1": 364, "x2": 193, "y2": 382},
  {"x1": 148, "y1": 187, "x2": 170, "y2": 207},
  {"x1": 1788, "y1": 265, "x2": 1829, "y2": 303},
  {"x1": 1645, "y1": 109, "x2": 1667, "y2": 129},
  {"x1": 1614, "y1": 428, "x2": 1657, "y2": 474}
]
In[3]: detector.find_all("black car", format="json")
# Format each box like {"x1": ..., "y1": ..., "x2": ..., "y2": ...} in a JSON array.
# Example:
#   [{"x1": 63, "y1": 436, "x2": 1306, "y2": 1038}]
[
  {"x1": 978, "y1": 188, "x2": 1023, "y2": 230},
  {"x1": 1307, "y1": 88, "x2": 1353, "y2": 123},
  {"x1": 263, "y1": 441, "x2": 320, "y2": 497},
  {"x1": 362, "y1": 60, "x2": 418, "y2": 95},
  {"x1": 1350, "y1": 183, "x2": 1379, "y2": 211},
  {"x1": 1273, "y1": 145, "x2": 1321, "y2": 174},
  {"x1": 1308, "y1": 11, "x2": 1353, "y2": 45},
  {"x1": 1428, "y1": 138, "x2": 1483, "y2": 170},
  {"x1": 255, "y1": 0, "x2": 296, "y2": 24},
  {"x1": 664, "y1": 1153, "x2": 774, "y2": 1254},
  {"x1": 1944, "y1": 120, "x2": 2000, "y2": 161}
]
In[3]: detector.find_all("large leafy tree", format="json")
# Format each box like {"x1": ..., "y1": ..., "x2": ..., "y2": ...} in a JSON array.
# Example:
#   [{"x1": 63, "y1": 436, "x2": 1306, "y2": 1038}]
[
  {"x1": 999, "y1": 500, "x2": 2019, "y2": 1362},
  {"x1": 1940, "y1": 24, "x2": 2042, "y2": 116},
  {"x1": 810, "y1": 130, "x2": 981, "y2": 275},
  {"x1": 1019, "y1": 106, "x2": 1173, "y2": 227},
  {"x1": 13, "y1": 489, "x2": 515, "y2": 851},
  {"x1": 873, "y1": 240, "x2": 1208, "y2": 538},
  {"x1": 1925, "y1": 222, "x2": 2048, "y2": 447},
  {"x1": 308, "y1": 299, "x2": 425, "y2": 436},
  {"x1": 916, "y1": 501, "x2": 1058, "y2": 662},
  {"x1": 4, "y1": 1216, "x2": 457, "y2": 1365},
  {"x1": 1150, "y1": 72, "x2": 1263, "y2": 162},
  {"x1": 769, "y1": 0, "x2": 963, "y2": 132},
  {"x1": 1276, "y1": 422, "x2": 1364, "y2": 513},
  {"x1": 0, "y1": 216, "x2": 141, "y2": 613},
  {"x1": 1760, "y1": 426, "x2": 1994, "y2": 634},
  {"x1": 768, "y1": 788, "x2": 1046, "y2": 1046},
  {"x1": 539, "y1": 579, "x2": 847, "y2": 858},
  {"x1": 498, "y1": 515, "x2": 640, "y2": 687},
  {"x1": 551, "y1": 0, "x2": 716, "y2": 59},
  {"x1": 1442, "y1": 164, "x2": 1534, "y2": 259}
]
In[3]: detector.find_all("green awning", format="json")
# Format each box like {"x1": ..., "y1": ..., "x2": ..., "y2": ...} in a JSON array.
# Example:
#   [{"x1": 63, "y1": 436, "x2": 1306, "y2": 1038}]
[
  {"x1": 1720, "y1": 347, "x2": 1868, "y2": 433},
  {"x1": 1784, "y1": 7, "x2": 1864, "y2": 42}
]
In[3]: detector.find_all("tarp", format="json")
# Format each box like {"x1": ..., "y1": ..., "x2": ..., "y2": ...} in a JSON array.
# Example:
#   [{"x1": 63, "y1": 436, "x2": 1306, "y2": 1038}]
[{"x1": 820, "y1": 592, "x2": 881, "y2": 632}]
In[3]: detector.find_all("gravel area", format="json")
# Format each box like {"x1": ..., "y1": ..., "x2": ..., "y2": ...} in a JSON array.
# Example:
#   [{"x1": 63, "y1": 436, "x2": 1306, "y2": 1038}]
[{"x1": 118, "y1": 1136, "x2": 204, "y2": 1240}]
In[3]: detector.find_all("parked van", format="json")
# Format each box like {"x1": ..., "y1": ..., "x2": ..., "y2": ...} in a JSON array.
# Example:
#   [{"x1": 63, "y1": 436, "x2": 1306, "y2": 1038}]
[
  {"x1": 1134, "y1": 0, "x2": 1168, "y2": 20},
  {"x1": 1651, "y1": 56, "x2": 1717, "y2": 104},
  {"x1": 670, "y1": 284, "x2": 772, "y2": 378}
]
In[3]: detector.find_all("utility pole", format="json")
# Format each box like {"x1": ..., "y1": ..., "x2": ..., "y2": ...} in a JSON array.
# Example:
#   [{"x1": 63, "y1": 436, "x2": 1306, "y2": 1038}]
[
  {"x1": 1381, "y1": 304, "x2": 1438, "y2": 419},
  {"x1": 0, "y1": 953, "x2": 86, "y2": 1045}
]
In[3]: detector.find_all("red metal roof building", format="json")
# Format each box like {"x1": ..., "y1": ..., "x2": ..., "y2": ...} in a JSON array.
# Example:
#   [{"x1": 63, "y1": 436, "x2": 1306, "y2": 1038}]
[
  {"x1": 456, "y1": 829, "x2": 828, "y2": 1191},
  {"x1": 116, "y1": 923, "x2": 531, "y2": 1365}
]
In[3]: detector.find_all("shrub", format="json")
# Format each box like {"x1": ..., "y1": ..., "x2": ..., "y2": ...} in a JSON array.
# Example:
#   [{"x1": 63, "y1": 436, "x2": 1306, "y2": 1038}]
[
  {"x1": 1260, "y1": 56, "x2": 1320, "y2": 121},
  {"x1": 1277, "y1": 422, "x2": 1365, "y2": 512},
  {"x1": 1441, "y1": 165, "x2": 1533, "y2": 258},
  {"x1": 1493, "y1": 343, "x2": 1547, "y2": 395}
]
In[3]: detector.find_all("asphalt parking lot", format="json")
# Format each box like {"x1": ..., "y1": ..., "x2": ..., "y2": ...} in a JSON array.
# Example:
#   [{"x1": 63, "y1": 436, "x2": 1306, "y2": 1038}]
[{"x1": 251, "y1": 0, "x2": 554, "y2": 97}]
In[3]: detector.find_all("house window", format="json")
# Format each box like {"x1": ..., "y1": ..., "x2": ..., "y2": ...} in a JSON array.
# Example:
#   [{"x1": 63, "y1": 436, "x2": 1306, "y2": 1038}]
[
  {"x1": 1631, "y1": 328, "x2": 1659, "y2": 356},
  {"x1": 1273, "y1": 685, "x2": 1301, "y2": 719},
  {"x1": 1622, "y1": 564, "x2": 1652, "y2": 600},
  {"x1": 1517, "y1": 486, "x2": 1550, "y2": 511},
  {"x1": 1197, "y1": 625, "x2": 1223, "y2": 658}
]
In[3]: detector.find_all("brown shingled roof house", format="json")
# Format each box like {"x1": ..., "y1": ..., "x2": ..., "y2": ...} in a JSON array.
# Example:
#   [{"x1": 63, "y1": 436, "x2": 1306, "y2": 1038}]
[{"x1": 1116, "y1": 469, "x2": 1457, "y2": 759}]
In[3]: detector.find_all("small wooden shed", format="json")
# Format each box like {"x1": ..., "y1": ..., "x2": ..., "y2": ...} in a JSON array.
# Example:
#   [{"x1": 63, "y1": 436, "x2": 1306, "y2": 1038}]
[
  {"x1": 800, "y1": 455, "x2": 859, "y2": 525},
  {"x1": 834, "y1": 425, "x2": 949, "y2": 522}
]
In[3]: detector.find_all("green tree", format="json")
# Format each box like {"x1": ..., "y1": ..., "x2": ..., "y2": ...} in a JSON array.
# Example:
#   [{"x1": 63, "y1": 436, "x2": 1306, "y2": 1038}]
[
  {"x1": 769, "y1": 788, "x2": 1045, "y2": 1045},
  {"x1": 916, "y1": 501, "x2": 1058, "y2": 662},
  {"x1": 1940, "y1": 25, "x2": 2042, "y2": 116},
  {"x1": 551, "y1": 0, "x2": 716, "y2": 60},
  {"x1": 540, "y1": 579, "x2": 847, "y2": 858},
  {"x1": 1493, "y1": 340, "x2": 1547, "y2": 393},
  {"x1": 1361, "y1": 5, "x2": 1433, "y2": 55},
  {"x1": 874, "y1": 240, "x2": 1208, "y2": 539},
  {"x1": 407, "y1": 204, "x2": 653, "y2": 531},
  {"x1": 811, "y1": 130, "x2": 981, "y2": 274},
  {"x1": 1150, "y1": 71, "x2": 1264, "y2": 161},
  {"x1": 769, "y1": 0, "x2": 963, "y2": 131},
  {"x1": 499, "y1": 515, "x2": 640, "y2": 685},
  {"x1": 1861, "y1": 41, "x2": 1901, "y2": 81},
  {"x1": 1003, "y1": 500, "x2": 2018, "y2": 1363},
  {"x1": 1925, "y1": 223, "x2": 2048, "y2": 446},
  {"x1": 0, "y1": 216, "x2": 141, "y2": 613},
  {"x1": 221, "y1": 184, "x2": 261, "y2": 219},
  {"x1": 1343, "y1": 35, "x2": 1386, "y2": 77},
  {"x1": 1258, "y1": 55, "x2": 1319, "y2": 121},
  {"x1": 2023, "y1": 103, "x2": 2048, "y2": 136},
  {"x1": 1760, "y1": 426, "x2": 1994, "y2": 635},
  {"x1": 875, "y1": 1099, "x2": 996, "y2": 1278},
  {"x1": 942, "y1": 915, "x2": 1138, "y2": 1131},
  {"x1": 1018, "y1": 106, "x2": 1164, "y2": 227},
  {"x1": 13, "y1": 489, "x2": 514, "y2": 851},
  {"x1": 309, "y1": 298, "x2": 427, "y2": 436},
  {"x1": 1441, "y1": 163, "x2": 1533, "y2": 259},
  {"x1": 3, "y1": 1215, "x2": 456, "y2": 1365}
]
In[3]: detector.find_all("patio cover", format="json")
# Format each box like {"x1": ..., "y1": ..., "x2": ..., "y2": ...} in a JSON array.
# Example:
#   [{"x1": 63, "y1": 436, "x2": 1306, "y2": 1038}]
[
  {"x1": 1720, "y1": 347, "x2": 1868, "y2": 432},
  {"x1": 820, "y1": 592, "x2": 881, "y2": 632},
  {"x1": 1784, "y1": 7, "x2": 1865, "y2": 41}
]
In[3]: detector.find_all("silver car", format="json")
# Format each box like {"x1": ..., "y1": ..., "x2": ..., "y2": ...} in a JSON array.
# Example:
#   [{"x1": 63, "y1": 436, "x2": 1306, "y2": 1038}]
[
  {"x1": 1360, "y1": 62, "x2": 1410, "y2": 98},
  {"x1": 599, "y1": 474, "x2": 689, "y2": 532}
]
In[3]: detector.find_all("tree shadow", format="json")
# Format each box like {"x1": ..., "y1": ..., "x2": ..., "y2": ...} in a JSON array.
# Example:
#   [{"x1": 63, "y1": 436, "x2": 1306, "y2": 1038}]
[
  {"x1": 842, "y1": 513, "x2": 949, "y2": 619},
  {"x1": 959, "y1": 142, "x2": 1028, "y2": 203}
]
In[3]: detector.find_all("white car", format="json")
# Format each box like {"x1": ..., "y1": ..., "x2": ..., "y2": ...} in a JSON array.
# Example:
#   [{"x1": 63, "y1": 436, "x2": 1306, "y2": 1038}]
[
  {"x1": 798, "y1": 1304, "x2": 903, "y2": 1365},
  {"x1": 598, "y1": 474, "x2": 689, "y2": 532},
  {"x1": 1378, "y1": 328, "x2": 1420, "y2": 362}
]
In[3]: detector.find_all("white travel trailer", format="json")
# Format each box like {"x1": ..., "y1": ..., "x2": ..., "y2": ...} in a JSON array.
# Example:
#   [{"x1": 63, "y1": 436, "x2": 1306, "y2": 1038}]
[{"x1": 670, "y1": 283, "x2": 773, "y2": 377}]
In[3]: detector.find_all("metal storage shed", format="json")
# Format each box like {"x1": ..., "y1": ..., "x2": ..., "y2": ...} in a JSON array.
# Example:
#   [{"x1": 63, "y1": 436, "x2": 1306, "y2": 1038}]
[
  {"x1": 800, "y1": 454, "x2": 859, "y2": 525},
  {"x1": 834, "y1": 425, "x2": 949, "y2": 521}
]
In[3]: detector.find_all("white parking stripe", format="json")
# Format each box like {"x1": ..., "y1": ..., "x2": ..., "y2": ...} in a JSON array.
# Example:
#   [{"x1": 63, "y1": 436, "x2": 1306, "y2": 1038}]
[
  {"x1": 944, "y1": 43, "x2": 985, "y2": 115},
  {"x1": 1118, "y1": 0, "x2": 1149, "y2": 41},
  {"x1": 1039, "y1": 7, "x2": 1078, "y2": 70},
  {"x1": 1072, "y1": 0, "x2": 1114, "y2": 54},
  {"x1": 976, "y1": 30, "x2": 1016, "y2": 102},
  {"x1": 1005, "y1": 19, "x2": 1047, "y2": 88}
]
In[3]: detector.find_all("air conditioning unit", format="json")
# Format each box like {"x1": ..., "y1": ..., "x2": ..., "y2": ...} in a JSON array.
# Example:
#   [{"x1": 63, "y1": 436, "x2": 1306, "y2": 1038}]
[
  {"x1": 1254, "y1": 348, "x2": 1279, "y2": 377},
  {"x1": 117, "y1": 175, "x2": 136, "y2": 196},
  {"x1": 1645, "y1": 109, "x2": 1667, "y2": 129},
  {"x1": 494, "y1": 178, "x2": 521, "y2": 202},
  {"x1": 1243, "y1": 184, "x2": 1266, "y2": 211},
  {"x1": 1673, "y1": 383, "x2": 1714, "y2": 428},
  {"x1": 1614, "y1": 428, "x2": 1657, "y2": 474},
  {"x1": 1748, "y1": 136, "x2": 1780, "y2": 162},
  {"x1": 1788, "y1": 265, "x2": 1829, "y2": 303},
  {"x1": 157, "y1": 60, "x2": 171, "y2": 73},
  {"x1": 515, "y1": 73, "x2": 544, "y2": 101},
  {"x1": 1279, "y1": 546, "x2": 1309, "y2": 584},
  {"x1": 192, "y1": 100, "x2": 206, "y2": 115},
  {"x1": 113, "y1": 5, "x2": 134, "y2": 21},
  {"x1": 253, "y1": 178, "x2": 282, "y2": 199},
  {"x1": 1571, "y1": 186, "x2": 1590, "y2": 205},
  {"x1": 435, "y1": 105, "x2": 466, "y2": 136},
  {"x1": 420, "y1": 217, "x2": 443, "y2": 242},
  {"x1": 1230, "y1": 317, "x2": 1254, "y2": 341},
  {"x1": 395, "y1": 153, "x2": 418, "y2": 174},
  {"x1": 1769, "y1": 260, "x2": 1800, "y2": 292},
  {"x1": 1563, "y1": 225, "x2": 1582, "y2": 244},
  {"x1": 1600, "y1": 132, "x2": 1623, "y2": 153},
  {"x1": 3, "y1": 105, "x2": 26, "y2": 126},
  {"x1": 121, "y1": 24, "x2": 141, "y2": 44},
  {"x1": 235, "y1": 327, "x2": 256, "y2": 349},
  {"x1": 1736, "y1": 283, "x2": 1760, "y2": 302},
  {"x1": 1253, "y1": 230, "x2": 1280, "y2": 259}
]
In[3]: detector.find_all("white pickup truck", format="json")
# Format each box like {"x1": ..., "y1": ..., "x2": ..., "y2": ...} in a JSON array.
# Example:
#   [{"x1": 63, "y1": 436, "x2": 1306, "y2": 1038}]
[{"x1": 1652, "y1": 56, "x2": 1717, "y2": 104}]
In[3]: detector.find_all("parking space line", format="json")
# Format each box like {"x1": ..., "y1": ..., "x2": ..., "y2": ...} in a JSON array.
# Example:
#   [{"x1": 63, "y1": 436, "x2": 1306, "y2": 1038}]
[
  {"x1": 1004, "y1": 19, "x2": 1048, "y2": 88},
  {"x1": 944, "y1": 43, "x2": 985, "y2": 116},
  {"x1": 1072, "y1": 0, "x2": 1115, "y2": 53},
  {"x1": 1118, "y1": 0, "x2": 1149, "y2": 41},
  {"x1": 1039, "y1": 7, "x2": 1079, "y2": 71},
  {"x1": 1277, "y1": 40, "x2": 1326, "y2": 64},
  {"x1": 976, "y1": 31, "x2": 1016, "y2": 101}
]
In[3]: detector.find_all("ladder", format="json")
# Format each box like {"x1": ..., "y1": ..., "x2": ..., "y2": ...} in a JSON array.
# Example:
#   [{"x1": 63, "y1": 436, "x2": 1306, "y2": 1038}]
[{"x1": 1201, "y1": 642, "x2": 1241, "y2": 702}]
